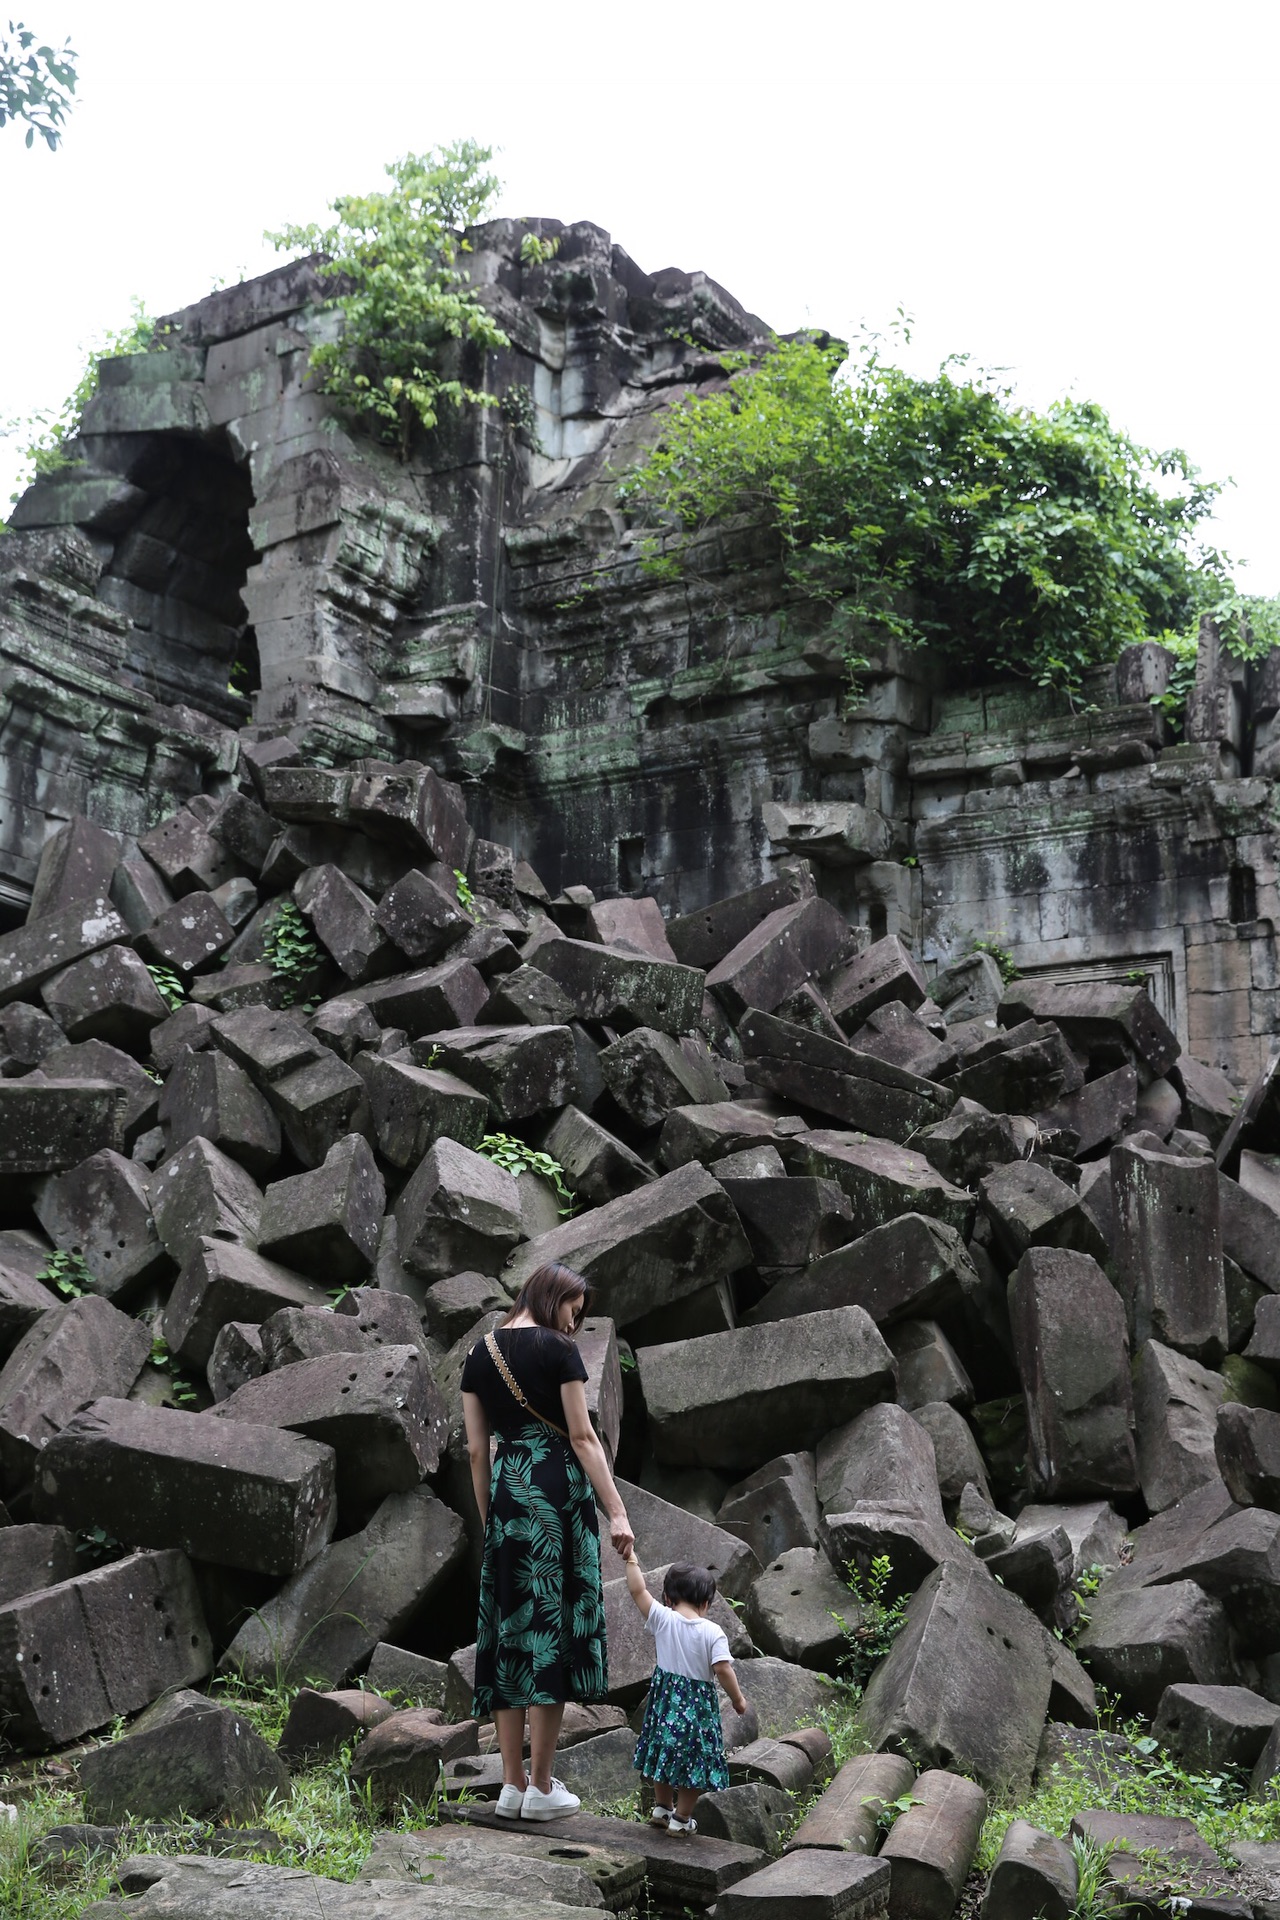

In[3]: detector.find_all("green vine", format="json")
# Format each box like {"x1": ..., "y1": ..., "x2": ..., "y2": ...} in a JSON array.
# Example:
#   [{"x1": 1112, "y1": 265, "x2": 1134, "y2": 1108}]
[
  {"x1": 478, "y1": 1132, "x2": 576, "y2": 1216},
  {"x1": 146, "y1": 962, "x2": 186, "y2": 1012},
  {"x1": 262, "y1": 901, "x2": 324, "y2": 1009},
  {"x1": 454, "y1": 868, "x2": 475, "y2": 915},
  {"x1": 38, "y1": 1248, "x2": 93, "y2": 1299},
  {"x1": 148, "y1": 1334, "x2": 200, "y2": 1407}
]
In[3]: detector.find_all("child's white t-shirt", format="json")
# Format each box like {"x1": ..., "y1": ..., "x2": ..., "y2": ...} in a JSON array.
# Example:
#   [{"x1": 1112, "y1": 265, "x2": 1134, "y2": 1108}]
[{"x1": 645, "y1": 1600, "x2": 732, "y2": 1683}]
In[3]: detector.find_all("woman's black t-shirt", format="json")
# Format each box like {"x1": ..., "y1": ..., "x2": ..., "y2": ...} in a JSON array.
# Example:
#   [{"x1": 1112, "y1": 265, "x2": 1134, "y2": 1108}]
[{"x1": 460, "y1": 1325, "x2": 588, "y2": 1437}]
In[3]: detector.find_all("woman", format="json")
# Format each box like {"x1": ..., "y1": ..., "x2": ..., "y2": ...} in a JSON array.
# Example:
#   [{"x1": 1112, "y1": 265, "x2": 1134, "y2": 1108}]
[{"x1": 461, "y1": 1260, "x2": 634, "y2": 1821}]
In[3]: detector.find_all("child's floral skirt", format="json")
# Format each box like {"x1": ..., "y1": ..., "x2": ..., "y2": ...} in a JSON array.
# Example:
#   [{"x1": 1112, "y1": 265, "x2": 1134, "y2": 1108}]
[{"x1": 632, "y1": 1667, "x2": 730, "y2": 1790}]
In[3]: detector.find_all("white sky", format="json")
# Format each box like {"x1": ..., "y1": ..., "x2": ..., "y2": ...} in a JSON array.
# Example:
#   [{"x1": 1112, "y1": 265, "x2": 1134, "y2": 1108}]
[{"x1": 3, "y1": 2, "x2": 1278, "y2": 589}]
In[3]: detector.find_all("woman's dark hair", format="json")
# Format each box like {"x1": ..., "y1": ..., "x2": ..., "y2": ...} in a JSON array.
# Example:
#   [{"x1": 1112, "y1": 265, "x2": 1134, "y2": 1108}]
[
  {"x1": 662, "y1": 1563, "x2": 717, "y2": 1609},
  {"x1": 502, "y1": 1262, "x2": 592, "y2": 1333}
]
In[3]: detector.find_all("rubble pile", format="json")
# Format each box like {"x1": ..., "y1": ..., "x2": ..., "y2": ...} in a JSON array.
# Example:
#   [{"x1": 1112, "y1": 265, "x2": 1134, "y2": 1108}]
[{"x1": 2, "y1": 751, "x2": 1280, "y2": 1919}]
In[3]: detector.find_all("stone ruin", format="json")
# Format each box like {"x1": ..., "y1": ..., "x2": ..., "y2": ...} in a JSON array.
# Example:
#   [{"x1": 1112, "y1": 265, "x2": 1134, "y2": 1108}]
[{"x1": 1, "y1": 222, "x2": 1280, "y2": 1918}]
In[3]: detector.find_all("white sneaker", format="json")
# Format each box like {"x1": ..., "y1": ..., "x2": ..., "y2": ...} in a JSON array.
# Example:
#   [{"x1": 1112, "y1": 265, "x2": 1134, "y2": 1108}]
[
  {"x1": 668, "y1": 1815, "x2": 698, "y2": 1834},
  {"x1": 495, "y1": 1783, "x2": 526, "y2": 1817},
  {"x1": 649, "y1": 1805, "x2": 673, "y2": 1827},
  {"x1": 520, "y1": 1778, "x2": 581, "y2": 1820}
]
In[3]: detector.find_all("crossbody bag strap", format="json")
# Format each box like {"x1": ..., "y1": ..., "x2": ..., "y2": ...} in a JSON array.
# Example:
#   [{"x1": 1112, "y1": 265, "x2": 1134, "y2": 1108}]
[{"x1": 485, "y1": 1330, "x2": 571, "y2": 1440}]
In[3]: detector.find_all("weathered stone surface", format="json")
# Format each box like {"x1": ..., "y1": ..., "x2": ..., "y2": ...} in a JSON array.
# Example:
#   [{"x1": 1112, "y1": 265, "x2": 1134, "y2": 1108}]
[
  {"x1": 818, "y1": 1403, "x2": 962, "y2": 1596},
  {"x1": 150, "y1": 1137, "x2": 262, "y2": 1268},
  {"x1": 745, "y1": 1548, "x2": 849, "y2": 1670},
  {"x1": 220, "y1": 1485, "x2": 465, "y2": 1687},
  {"x1": 828, "y1": 935, "x2": 927, "y2": 1031},
  {"x1": 717, "y1": 1849, "x2": 891, "y2": 1920},
  {"x1": 205, "y1": 1320, "x2": 264, "y2": 1401},
  {"x1": 917, "y1": 1103, "x2": 1032, "y2": 1193},
  {"x1": 137, "y1": 892, "x2": 236, "y2": 978},
  {"x1": 529, "y1": 933, "x2": 705, "y2": 1036},
  {"x1": 596, "y1": 1477, "x2": 759, "y2": 1599},
  {"x1": 0, "y1": 896, "x2": 129, "y2": 1008},
  {"x1": 790, "y1": 1136, "x2": 973, "y2": 1240},
  {"x1": 358, "y1": 1053, "x2": 487, "y2": 1168},
  {"x1": 932, "y1": 953, "x2": 1004, "y2": 1026},
  {"x1": 410, "y1": 1023, "x2": 577, "y2": 1122},
  {"x1": 375, "y1": 866, "x2": 473, "y2": 962},
  {"x1": 505, "y1": 1162, "x2": 751, "y2": 1329},
  {"x1": 35, "y1": 1395, "x2": 336, "y2": 1574},
  {"x1": 740, "y1": 1012, "x2": 954, "y2": 1144},
  {"x1": 718, "y1": 1453, "x2": 822, "y2": 1567},
  {"x1": 354, "y1": 957, "x2": 490, "y2": 1036},
  {"x1": 859, "y1": 1560, "x2": 1051, "y2": 1793},
  {"x1": 541, "y1": 1105, "x2": 655, "y2": 1207},
  {"x1": 347, "y1": 763, "x2": 473, "y2": 869},
  {"x1": 668, "y1": 868, "x2": 815, "y2": 971},
  {"x1": 420, "y1": 1270, "x2": 511, "y2": 1345},
  {"x1": 915, "y1": 1402, "x2": 992, "y2": 1510},
  {"x1": 258, "y1": 1134, "x2": 384, "y2": 1284},
  {"x1": 139, "y1": 810, "x2": 238, "y2": 897},
  {"x1": 215, "y1": 1345, "x2": 443, "y2": 1516},
  {"x1": 982, "y1": 1821, "x2": 1078, "y2": 1920},
  {"x1": 0, "y1": 1522, "x2": 78, "y2": 1605},
  {"x1": 722, "y1": 1175, "x2": 853, "y2": 1269},
  {"x1": 787, "y1": 1749, "x2": 916, "y2": 1855},
  {"x1": 658, "y1": 1100, "x2": 781, "y2": 1169},
  {"x1": 396, "y1": 1137, "x2": 524, "y2": 1282},
  {"x1": 28, "y1": 815, "x2": 121, "y2": 922},
  {"x1": 365, "y1": 1641, "x2": 448, "y2": 1708},
  {"x1": 295, "y1": 864, "x2": 394, "y2": 982},
  {"x1": 1132, "y1": 1339, "x2": 1227, "y2": 1513},
  {"x1": 1220, "y1": 1174, "x2": 1280, "y2": 1293},
  {"x1": 698, "y1": 1782, "x2": 798, "y2": 1853},
  {"x1": 706, "y1": 895, "x2": 853, "y2": 1022},
  {"x1": 1151, "y1": 1682, "x2": 1280, "y2": 1773},
  {"x1": 0, "y1": 1548, "x2": 213, "y2": 1750},
  {"x1": 1112, "y1": 1141, "x2": 1226, "y2": 1363},
  {"x1": 728, "y1": 1734, "x2": 816, "y2": 1794},
  {"x1": 0, "y1": 1295, "x2": 151, "y2": 1482},
  {"x1": 42, "y1": 943, "x2": 170, "y2": 1050},
  {"x1": 878, "y1": 1768, "x2": 987, "y2": 1920},
  {"x1": 999, "y1": 979, "x2": 1179, "y2": 1078},
  {"x1": 1076, "y1": 1579, "x2": 1233, "y2": 1714},
  {"x1": 887, "y1": 1320, "x2": 973, "y2": 1411},
  {"x1": 1009, "y1": 1247, "x2": 1138, "y2": 1499},
  {"x1": 34, "y1": 1149, "x2": 170, "y2": 1304},
  {"x1": 1215, "y1": 1402, "x2": 1280, "y2": 1510},
  {"x1": 599, "y1": 1027, "x2": 729, "y2": 1128},
  {"x1": 640, "y1": 1307, "x2": 895, "y2": 1470},
  {"x1": 979, "y1": 1162, "x2": 1107, "y2": 1266},
  {"x1": 752, "y1": 1213, "x2": 976, "y2": 1328},
  {"x1": 163, "y1": 1238, "x2": 330, "y2": 1368},
  {"x1": 157, "y1": 1048, "x2": 281, "y2": 1181},
  {"x1": 0, "y1": 1000, "x2": 65, "y2": 1073},
  {"x1": 78, "y1": 1692, "x2": 290, "y2": 1823},
  {"x1": 0, "y1": 1077, "x2": 126, "y2": 1172}
]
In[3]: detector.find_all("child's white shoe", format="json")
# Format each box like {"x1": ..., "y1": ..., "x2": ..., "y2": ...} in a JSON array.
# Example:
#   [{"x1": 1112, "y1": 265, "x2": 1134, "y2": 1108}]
[
  {"x1": 648, "y1": 1805, "x2": 672, "y2": 1827},
  {"x1": 668, "y1": 1815, "x2": 698, "y2": 1834}
]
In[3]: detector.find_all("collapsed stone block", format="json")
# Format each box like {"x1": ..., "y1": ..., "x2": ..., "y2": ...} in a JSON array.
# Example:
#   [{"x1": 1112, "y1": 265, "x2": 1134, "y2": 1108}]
[
  {"x1": 754, "y1": 1212, "x2": 976, "y2": 1328},
  {"x1": 354, "y1": 956, "x2": 490, "y2": 1035},
  {"x1": 639, "y1": 1305, "x2": 895, "y2": 1471},
  {"x1": 294, "y1": 863, "x2": 394, "y2": 982},
  {"x1": 530, "y1": 932, "x2": 705, "y2": 1035},
  {"x1": 915, "y1": 1402, "x2": 993, "y2": 1511},
  {"x1": 0, "y1": 1522, "x2": 78, "y2": 1606},
  {"x1": 264, "y1": 1051, "x2": 367, "y2": 1169},
  {"x1": 658, "y1": 1101, "x2": 781, "y2": 1170},
  {"x1": 1220, "y1": 1174, "x2": 1280, "y2": 1293},
  {"x1": 374, "y1": 866, "x2": 473, "y2": 962},
  {"x1": 598, "y1": 1476, "x2": 758, "y2": 1598},
  {"x1": 887, "y1": 1320, "x2": 973, "y2": 1411},
  {"x1": 395, "y1": 1137, "x2": 524, "y2": 1282},
  {"x1": 999, "y1": 978, "x2": 1178, "y2": 1079},
  {"x1": 421, "y1": 1270, "x2": 511, "y2": 1345},
  {"x1": 0, "y1": 1077, "x2": 127, "y2": 1173},
  {"x1": 931, "y1": 953, "x2": 1004, "y2": 1027},
  {"x1": 740, "y1": 1012, "x2": 954, "y2": 1144},
  {"x1": 138, "y1": 809, "x2": 238, "y2": 896},
  {"x1": 1076, "y1": 1579, "x2": 1233, "y2": 1714},
  {"x1": 207, "y1": 788, "x2": 276, "y2": 874},
  {"x1": 0, "y1": 896, "x2": 130, "y2": 1009},
  {"x1": 706, "y1": 895, "x2": 853, "y2": 1023},
  {"x1": 219, "y1": 1485, "x2": 465, "y2": 1687},
  {"x1": 364, "y1": 1641, "x2": 448, "y2": 1708},
  {"x1": 506, "y1": 1161, "x2": 751, "y2": 1329},
  {"x1": 667, "y1": 867, "x2": 816, "y2": 971},
  {"x1": 718, "y1": 1850, "x2": 889, "y2": 1920},
  {"x1": 41, "y1": 943, "x2": 170, "y2": 1050},
  {"x1": 1215, "y1": 1402, "x2": 1280, "y2": 1510},
  {"x1": 950, "y1": 1026, "x2": 1071, "y2": 1117},
  {"x1": 137, "y1": 892, "x2": 236, "y2": 978},
  {"x1": 349, "y1": 1707, "x2": 479, "y2": 1806},
  {"x1": 791, "y1": 1135, "x2": 973, "y2": 1240},
  {"x1": 0, "y1": 1001, "x2": 65, "y2": 1075},
  {"x1": 879, "y1": 1769, "x2": 987, "y2": 1920},
  {"x1": 357, "y1": 1053, "x2": 486, "y2": 1168},
  {"x1": 162, "y1": 1238, "x2": 331, "y2": 1368},
  {"x1": 157, "y1": 1048, "x2": 281, "y2": 1181},
  {"x1": 277, "y1": 1684, "x2": 399, "y2": 1762},
  {"x1": 828, "y1": 935, "x2": 928, "y2": 1032},
  {"x1": 860, "y1": 1560, "x2": 1051, "y2": 1792},
  {"x1": 34, "y1": 1149, "x2": 170, "y2": 1304},
  {"x1": 410, "y1": 1022, "x2": 578, "y2": 1122},
  {"x1": 721, "y1": 1174, "x2": 853, "y2": 1269},
  {"x1": 918, "y1": 1102, "x2": 1027, "y2": 1189},
  {"x1": 480, "y1": 963, "x2": 576, "y2": 1028},
  {"x1": 982, "y1": 1821, "x2": 1078, "y2": 1920},
  {"x1": 1050, "y1": 1065, "x2": 1139, "y2": 1158},
  {"x1": 28, "y1": 815, "x2": 121, "y2": 923},
  {"x1": 979, "y1": 1162, "x2": 1107, "y2": 1265},
  {"x1": 78, "y1": 1691, "x2": 290, "y2": 1824},
  {"x1": 0, "y1": 1548, "x2": 213, "y2": 1750},
  {"x1": 1151, "y1": 1682, "x2": 1280, "y2": 1773},
  {"x1": 215, "y1": 1346, "x2": 444, "y2": 1518},
  {"x1": 744, "y1": 1547, "x2": 850, "y2": 1671},
  {"x1": 1009, "y1": 1247, "x2": 1138, "y2": 1499},
  {"x1": 0, "y1": 1295, "x2": 151, "y2": 1485},
  {"x1": 717, "y1": 1453, "x2": 822, "y2": 1567},
  {"x1": 346, "y1": 763, "x2": 473, "y2": 870},
  {"x1": 0, "y1": 1230, "x2": 57, "y2": 1360},
  {"x1": 541, "y1": 1104, "x2": 655, "y2": 1206},
  {"x1": 258, "y1": 1133, "x2": 384, "y2": 1284},
  {"x1": 35, "y1": 1394, "x2": 336, "y2": 1574},
  {"x1": 260, "y1": 1306, "x2": 371, "y2": 1370},
  {"x1": 600, "y1": 1026, "x2": 729, "y2": 1127},
  {"x1": 149, "y1": 1136, "x2": 262, "y2": 1267},
  {"x1": 206, "y1": 1320, "x2": 264, "y2": 1401},
  {"x1": 1132, "y1": 1339, "x2": 1226, "y2": 1513},
  {"x1": 1112, "y1": 1141, "x2": 1226, "y2": 1363}
]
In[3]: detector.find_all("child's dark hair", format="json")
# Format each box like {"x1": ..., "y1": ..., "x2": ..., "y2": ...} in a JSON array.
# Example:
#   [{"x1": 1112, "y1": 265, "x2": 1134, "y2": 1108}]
[{"x1": 662, "y1": 1563, "x2": 717, "y2": 1608}]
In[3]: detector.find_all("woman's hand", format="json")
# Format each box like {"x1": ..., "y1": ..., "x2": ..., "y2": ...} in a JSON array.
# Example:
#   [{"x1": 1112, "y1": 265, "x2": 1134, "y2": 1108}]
[{"x1": 609, "y1": 1510, "x2": 635, "y2": 1559}]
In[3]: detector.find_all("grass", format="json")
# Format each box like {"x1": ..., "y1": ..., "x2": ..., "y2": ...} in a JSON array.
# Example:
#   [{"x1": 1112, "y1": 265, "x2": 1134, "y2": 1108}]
[{"x1": 0, "y1": 1677, "x2": 442, "y2": 1918}]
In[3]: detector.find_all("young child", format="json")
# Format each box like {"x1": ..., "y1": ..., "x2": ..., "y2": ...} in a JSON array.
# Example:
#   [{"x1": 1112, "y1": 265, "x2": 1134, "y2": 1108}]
[{"x1": 623, "y1": 1549, "x2": 749, "y2": 1833}]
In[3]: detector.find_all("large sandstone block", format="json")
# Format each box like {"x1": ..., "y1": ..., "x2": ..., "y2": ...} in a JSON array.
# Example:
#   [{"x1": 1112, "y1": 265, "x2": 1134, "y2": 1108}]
[
  {"x1": 790, "y1": 1134, "x2": 973, "y2": 1239},
  {"x1": 346, "y1": 762, "x2": 473, "y2": 870},
  {"x1": 827, "y1": 935, "x2": 927, "y2": 1031},
  {"x1": 817, "y1": 1401, "x2": 944, "y2": 1521},
  {"x1": 258, "y1": 1133, "x2": 385, "y2": 1284},
  {"x1": 0, "y1": 1549, "x2": 213, "y2": 1750},
  {"x1": 0, "y1": 1078, "x2": 126, "y2": 1172},
  {"x1": 982, "y1": 1821, "x2": 1078, "y2": 1920},
  {"x1": 599, "y1": 1027, "x2": 729, "y2": 1128},
  {"x1": 1215, "y1": 1402, "x2": 1280, "y2": 1510},
  {"x1": 999, "y1": 978, "x2": 1179, "y2": 1078},
  {"x1": 668, "y1": 867, "x2": 816, "y2": 970},
  {"x1": 1009, "y1": 1247, "x2": 1138, "y2": 1499},
  {"x1": 859, "y1": 1559, "x2": 1052, "y2": 1793},
  {"x1": 357, "y1": 1053, "x2": 487, "y2": 1167},
  {"x1": 879, "y1": 1769, "x2": 986, "y2": 1920},
  {"x1": 1151, "y1": 1682, "x2": 1280, "y2": 1774},
  {"x1": 1132, "y1": 1339, "x2": 1226, "y2": 1513},
  {"x1": 396, "y1": 1137, "x2": 524, "y2": 1281},
  {"x1": 0, "y1": 895, "x2": 129, "y2": 1008},
  {"x1": 295, "y1": 863, "x2": 395, "y2": 982},
  {"x1": 34, "y1": 1396, "x2": 336, "y2": 1575},
  {"x1": 354, "y1": 957, "x2": 490, "y2": 1036},
  {"x1": 504, "y1": 1162, "x2": 752, "y2": 1329},
  {"x1": 28, "y1": 815, "x2": 121, "y2": 922},
  {"x1": 34, "y1": 1149, "x2": 170, "y2": 1304},
  {"x1": 1112, "y1": 1142, "x2": 1227, "y2": 1363},
  {"x1": 162, "y1": 1238, "x2": 331, "y2": 1368},
  {"x1": 740, "y1": 1012, "x2": 954, "y2": 1144},
  {"x1": 1076, "y1": 1579, "x2": 1233, "y2": 1715},
  {"x1": 721, "y1": 1175, "x2": 853, "y2": 1269},
  {"x1": 41, "y1": 942, "x2": 170, "y2": 1049},
  {"x1": 718, "y1": 1849, "x2": 889, "y2": 1920},
  {"x1": 214, "y1": 1345, "x2": 445, "y2": 1517},
  {"x1": 597, "y1": 1476, "x2": 759, "y2": 1598},
  {"x1": 786, "y1": 1749, "x2": 916, "y2": 1854},
  {"x1": 0, "y1": 1295, "x2": 151, "y2": 1485},
  {"x1": 374, "y1": 865, "x2": 473, "y2": 963},
  {"x1": 0, "y1": 1523, "x2": 78, "y2": 1606},
  {"x1": 150, "y1": 1137, "x2": 262, "y2": 1267},
  {"x1": 639, "y1": 1306, "x2": 895, "y2": 1471},
  {"x1": 542, "y1": 1105, "x2": 655, "y2": 1206},
  {"x1": 706, "y1": 895, "x2": 854, "y2": 1023},
  {"x1": 752, "y1": 1213, "x2": 977, "y2": 1328},
  {"x1": 78, "y1": 1692, "x2": 290, "y2": 1824},
  {"x1": 156, "y1": 1048, "x2": 281, "y2": 1181},
  {"x1": 220, "y1": 1485, "x2": 465, "y2": 1687},
  {"x1": 529, "y1": 932, "x2": 705, "y2": 1035},
  {"x1": 979, "y1": 1162, "x2": 1107, "y2": 1265},
  {"x1": 745, "y1": 1547, "x2": 850, "y2": 1670},
  {"x1": 409, "y1": 1023, "x2": 578, "y2": 1121}
]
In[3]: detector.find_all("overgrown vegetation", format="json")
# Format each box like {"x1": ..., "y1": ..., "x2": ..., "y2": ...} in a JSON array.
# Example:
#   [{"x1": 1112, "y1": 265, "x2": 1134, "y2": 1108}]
[
  {"x1": 478, "y1": 1132, "x2": 576, "y2": 1216},
  {"x1": 261, "y1": 901, "x2": 324, "y2": 1009},
  {"x1": 453, "y1": 867, "x2": 475, "y2": 915},
  {"x1": 145, "y1": 962, "x2": 186, "y2": 1012},
  {"x1": 268, "y1": 141, "x2": 511, "y2": 460},
  {"x1": 3, "y1": 299, "x2": 156, "y2": 503},
  {"x1": 35, "y1": 1247, "x2": 92, "y2": 1299},
  {"x1": 618, "y1": 330, "x2": 1280, "y2": 709},
  {"x1": 965, "y1": 933, "x2": 1020, "y2": 984},
  {"x1": 0, "y1": 18, "x2": 77, "y2": 150},
  {"x1": 832, "y1": 1552, "x2": 911, "y2": 1688}
]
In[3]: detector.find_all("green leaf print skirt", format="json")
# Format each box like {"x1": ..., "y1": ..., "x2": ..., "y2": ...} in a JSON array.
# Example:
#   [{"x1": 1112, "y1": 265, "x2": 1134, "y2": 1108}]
[{"x1": 473, "y1": 1426, "x2": 608, "y2": 1715}]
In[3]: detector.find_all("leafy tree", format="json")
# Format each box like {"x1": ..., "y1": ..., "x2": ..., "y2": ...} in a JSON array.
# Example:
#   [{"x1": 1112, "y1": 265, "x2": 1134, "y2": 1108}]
[
  {"x1": 268, "y1": 140, "x2": 512, "y2": 459},
  {"x1": 619, "y1": 331, "x2": 1239, "y2": 707},
  {"x1": 0, "y1": 17, "x2": 76, "y2": 149}
]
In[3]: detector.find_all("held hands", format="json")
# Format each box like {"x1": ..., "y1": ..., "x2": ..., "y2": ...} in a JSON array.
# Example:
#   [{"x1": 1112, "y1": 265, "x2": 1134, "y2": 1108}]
[{"x1": 610, "y1": 1511, "x2": 635, "y2": 1558}]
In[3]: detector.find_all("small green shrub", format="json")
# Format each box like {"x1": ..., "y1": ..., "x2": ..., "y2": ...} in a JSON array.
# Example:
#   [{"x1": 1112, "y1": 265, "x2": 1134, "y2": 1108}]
[
  {"x1": 833, "y1": 1552, "x2": 910, "y2": 1687},
  {"x1": 37, "y1": 1247, "x2": 93, "y2": 1299},
  {"x1": 262, "y1": 900, "x2": 324, "y2": 1009},
  {"x1": 966, "y1": 933, "x2": 1020, "y2": 984}
]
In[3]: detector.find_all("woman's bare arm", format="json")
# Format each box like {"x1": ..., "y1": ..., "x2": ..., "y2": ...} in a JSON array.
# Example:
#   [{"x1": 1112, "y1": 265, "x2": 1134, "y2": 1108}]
[
  {"x1": 462, "y1": 1391, "x2": 492, "y2": 1527},
  {"x1": 561, "y1": 1378, "x2": 634, "y2": 1558}
]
